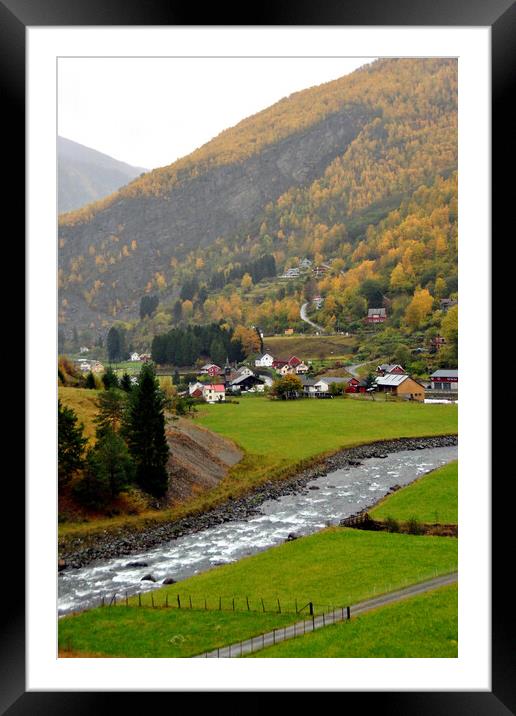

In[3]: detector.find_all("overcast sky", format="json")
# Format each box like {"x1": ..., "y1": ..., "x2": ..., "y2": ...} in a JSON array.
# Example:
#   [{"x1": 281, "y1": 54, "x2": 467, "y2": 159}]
[{"x1": 58, "y1": 57, "x2": 374, "y2": 170}]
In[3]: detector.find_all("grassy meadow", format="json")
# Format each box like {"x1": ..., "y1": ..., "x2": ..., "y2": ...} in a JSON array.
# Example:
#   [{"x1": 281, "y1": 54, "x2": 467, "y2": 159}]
[
  {"x1": 370, "y1": 460, "x2": 458, "y2": 525},
  {"x1": 195, "y1": 395, "x2": 458, "y2": 469},
  {"x1": 246, "y1": 583, "x2": 458, "y2": 658},
  {"x1": 58, "y1": 527, "x2": 457, "y2": 658}
]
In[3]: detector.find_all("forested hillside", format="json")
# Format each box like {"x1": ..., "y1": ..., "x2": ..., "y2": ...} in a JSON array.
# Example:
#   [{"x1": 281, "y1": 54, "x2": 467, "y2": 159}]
[{"x1": 58, "y1": 58, "x2": 457, "y2": 355}]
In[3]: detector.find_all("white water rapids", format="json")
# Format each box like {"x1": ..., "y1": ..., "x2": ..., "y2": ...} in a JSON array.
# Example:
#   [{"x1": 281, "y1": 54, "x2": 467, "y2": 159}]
[{"x1": 58, "y1": 445, "x2": 457, "y2": 615}]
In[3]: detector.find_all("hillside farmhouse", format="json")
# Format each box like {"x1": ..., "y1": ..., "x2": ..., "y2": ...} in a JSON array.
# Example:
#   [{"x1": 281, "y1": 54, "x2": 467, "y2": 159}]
[{"x1": 366, "y1": 308, "x2": 387, "y2": 324}]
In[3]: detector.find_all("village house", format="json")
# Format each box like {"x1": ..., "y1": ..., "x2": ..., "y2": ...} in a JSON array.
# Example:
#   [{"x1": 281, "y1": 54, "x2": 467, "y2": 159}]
[
  {"x1": 284, "y1": 328, "x2": 294, "y2": 335},
  {"x1": 281, "y1": 267, "x2": 301, "y2": 279},
  {"x1": 300, "y1": 376, "x2": 318, "y2": 397},
  {"x1": 376, "y1": 363, "x2": 406, "y2": 376},
  {"x1": 430, "y1": 369, "x2": 458, "y2": 392},
  {"x1": 139, "y1": 353, "x2": 152, "y2": 363},
  {"x1": 130, "y1": 352, "x2": 140, "y2": 362},
  {"x1": 314, "y1": 376, "x2": 350, "y2": 394},
  {"x1": 365, "y1": 308, "x2": 387, "y2": 324},
  {"x1": 312, "y1": 263, "x2": 330, "y2": 278},
  {"x1": 202, "y1": 384, "x2": 226, "y2": 403},
  {"x1": 90, "y1": 361, "x2": 104, "y2": 373},
  {"x1": 228, "y1": 373, "x2": 265, "y2": 393},
  {"x1": 374, "y1": 374, "x2": 426, "y2": 401},
  {"x1": 255, "y1": 353, "x2": 275, "y2": 368},
  {"x1": 345, "y1": 376, "x2": 367, "y2": 393},
  {"x1": 188, "y1": 381, "x2": 204, "y2": 396},
  {"x1": 300, "y1": 258, "x2": 312, "y2": 270},
  {"x1": 430, "y1": 336, "x2": 446, "y2": 352},
  {"x1": 200, "y1": 363, "x2": 222, "y2": 377},
  {"x1": 439, "y1": 298, "x2": 458, "y2": 313}
]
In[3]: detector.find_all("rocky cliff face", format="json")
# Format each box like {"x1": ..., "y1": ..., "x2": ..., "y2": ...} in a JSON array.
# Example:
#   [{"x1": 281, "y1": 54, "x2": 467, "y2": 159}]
[{"x1": 58, "y1": 105, "x2": 372, "y2": 327}]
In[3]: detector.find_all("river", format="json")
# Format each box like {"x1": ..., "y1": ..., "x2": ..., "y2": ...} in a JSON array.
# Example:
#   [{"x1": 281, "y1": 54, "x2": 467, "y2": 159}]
[{"x1": 58, "y1": 444, "x2": 457, "y2": 615}]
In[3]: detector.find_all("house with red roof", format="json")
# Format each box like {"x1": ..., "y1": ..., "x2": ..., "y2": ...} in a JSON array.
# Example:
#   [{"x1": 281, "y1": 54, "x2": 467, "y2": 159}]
[{"x1": 202, "y1": 384, "x2": 226, "y2": 403}]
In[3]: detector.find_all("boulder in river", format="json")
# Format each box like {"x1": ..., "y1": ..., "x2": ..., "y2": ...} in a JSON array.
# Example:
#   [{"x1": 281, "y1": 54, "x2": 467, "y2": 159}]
[
  {"x1": 162, "y1": 577, "x2": 176, "y2": 585},
  {"x1": 286, "y1": 533, "x2": 298, "y2": 541},
  {"x1": 141, "y1": 573, "x2": 156, "y2": 582},
  {"x1": 126, "y1": 561, "x2": 148, "y2": 568}
]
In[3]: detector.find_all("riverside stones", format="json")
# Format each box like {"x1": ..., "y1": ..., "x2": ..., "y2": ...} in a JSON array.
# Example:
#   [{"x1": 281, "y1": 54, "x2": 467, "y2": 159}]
[{"x1": 59, "y1": 435, "x2": 457, "y2": 571}]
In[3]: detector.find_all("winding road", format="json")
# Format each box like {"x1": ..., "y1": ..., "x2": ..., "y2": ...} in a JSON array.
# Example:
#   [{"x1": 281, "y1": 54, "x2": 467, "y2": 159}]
[{"x1": 300, "y1": 302, "x2": 325, "y2": 332}]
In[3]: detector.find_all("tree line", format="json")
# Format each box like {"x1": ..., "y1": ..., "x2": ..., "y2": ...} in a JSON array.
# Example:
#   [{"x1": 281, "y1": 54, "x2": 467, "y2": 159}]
[
  {"x1": 58, "y1": 363, "x2": 170, "y2": 508},
  {"x1": 151, "y1": 323, "x2": 245, "y2": 367}
]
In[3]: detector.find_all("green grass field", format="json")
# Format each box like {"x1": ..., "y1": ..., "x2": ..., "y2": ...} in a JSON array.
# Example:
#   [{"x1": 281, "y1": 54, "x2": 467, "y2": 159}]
[
  {"x1": 246, "y1": 583, "x2": 458, "y2": 658},
  {"x1": 195, "y1": 395, "x2": 458, "y2": 469},
  {"x1": 370, "y1": 460, "x2": 458, "y2": 525},
  {"x1": 58, "y1": 528, "x2": 457, "y2": 657}
]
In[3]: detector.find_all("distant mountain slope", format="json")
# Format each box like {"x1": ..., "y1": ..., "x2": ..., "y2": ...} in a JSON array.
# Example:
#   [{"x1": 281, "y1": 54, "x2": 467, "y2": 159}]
[
  {"x1": 58, "y1": 59, "x2": 457, "y2": 331},
  {"x1": 58, "y1": 136, "x2": 146, "y2": 213}
]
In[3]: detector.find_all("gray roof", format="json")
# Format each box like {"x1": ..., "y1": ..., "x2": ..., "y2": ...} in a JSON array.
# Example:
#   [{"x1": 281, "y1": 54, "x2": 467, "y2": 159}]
[
  {"x1": 229, "y1": 373, "x2": 264, "y2": 386},
  {"x1": 430, "y1": 369, "x2": 458, "y2": 378},
  {"x1": 375, "y1": 374, "x2": 410, "y2": 387},
  {"x1": 368, "y1": 308, "x2": 386, "y2": 316}
]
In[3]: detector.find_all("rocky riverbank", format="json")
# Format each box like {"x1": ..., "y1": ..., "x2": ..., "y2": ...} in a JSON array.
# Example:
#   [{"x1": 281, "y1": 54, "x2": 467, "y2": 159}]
[{"x1": 59, "y1": 434, "x2": 457, "y2": 571}]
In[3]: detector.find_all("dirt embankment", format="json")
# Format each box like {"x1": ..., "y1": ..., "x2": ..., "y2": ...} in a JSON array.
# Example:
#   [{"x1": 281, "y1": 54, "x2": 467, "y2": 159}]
[{"x1": 165, "y1": 417, "x2": 243, "y2": 502}]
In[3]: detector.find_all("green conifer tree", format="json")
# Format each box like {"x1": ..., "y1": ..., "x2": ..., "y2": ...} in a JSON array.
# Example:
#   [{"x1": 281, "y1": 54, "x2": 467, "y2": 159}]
[{"x1": 123, "y1": 363, "x2": 170, "y2": 497}]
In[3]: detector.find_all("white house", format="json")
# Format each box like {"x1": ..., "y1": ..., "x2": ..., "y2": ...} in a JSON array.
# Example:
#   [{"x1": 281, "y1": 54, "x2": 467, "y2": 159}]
[
  {"x1": 295, "y1": 361, "x2": 309, "y2": 375},
  {"x1": 254, "y1": 353, "x2": 275, "y2": 368},
  {"x1": 236, "y1": 366, "x2": 255, "y2": 378},
  {"x1": 130, "y1": 352, "x2": 140, "y2": 362},
  {"x1": 314, "y1": 376, "x2": 350, "y2": 393},
  {"x1": 202, "y1": 384, "x2": 226, "y2": 403}
]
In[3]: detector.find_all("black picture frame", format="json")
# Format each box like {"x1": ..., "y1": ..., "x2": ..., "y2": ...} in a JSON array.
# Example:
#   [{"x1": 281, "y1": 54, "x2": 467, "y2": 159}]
[{"x1": 5, "y1": 0, "x2": 509, "y2": 710}]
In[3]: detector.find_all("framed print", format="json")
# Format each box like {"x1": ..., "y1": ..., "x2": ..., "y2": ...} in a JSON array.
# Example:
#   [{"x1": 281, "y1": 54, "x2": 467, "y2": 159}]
[{"x1": 5, "y1": 0, "x2": 510, "y2": 710}]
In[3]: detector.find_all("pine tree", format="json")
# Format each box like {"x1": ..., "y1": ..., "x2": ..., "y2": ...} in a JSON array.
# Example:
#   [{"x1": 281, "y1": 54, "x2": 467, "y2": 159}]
[
  {"x1": 85, "y1": 371, "x2": 96, "y2": 389},
  {"x1": 102, "y1": 366, "x2": 119, "y2": 390},
  {"x1": 58, "y1": 400, "x2": 87, "y2": 486},
  {"x1": 120, "y1": 372, "x2": 133, "y2": 392},
  {"x1": 123, "y1": 363, "x2": 170, "y2": 498},
  {"x1": 94, "y1": 388, "x2": 127, "y2": 437},
  {"x1": 74, "y1": 429, "x2": 134, "y2": 508}
]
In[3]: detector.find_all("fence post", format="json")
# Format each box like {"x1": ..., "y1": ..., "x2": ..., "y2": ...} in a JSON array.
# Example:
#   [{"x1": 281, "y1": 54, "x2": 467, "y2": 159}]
[
  {"x1": 101, "y1": 595, "x2": 105, "y2": 608},
  {"x1": 323, "y1": 612, "x2": 326, "y2": 627},
  {"x1": 246, "y1": 596, "x2": 250, "y2": 611},
  {"x1": 273, "y1": 629, "x2": 276, "y2": 645},
  {"x1": 189, "y1": 596, "x2": 193, "y2": 609},
  {"x1": 277, "y1": 598, "x2": 281, "y2": 614},
  {"x1": 177, "y1": 594, "x2": 181, "y2": 609},
  {"x1": 219, "y1": 596, "x2": 222, "y2": 611},
  {"x1": 205, "y1": 598, "x2": 207, "y2": 610},
  {"x1": 295, "y1": 599, "x2": 298, "y2": 613},
  {"x1": 261, "y1": 598, "x2": 265, "y2": 613},
  {"x1": 217, "y1": 647, "x2": 220, "y2": 658},
  {"x1": 232, "y1": 598, "x2": 235, "y2": 612},
  {"x1": 126, "y1": 591, "x2": 129, "y2": 607},
  {"x1": 347, "y1": 606, "x2": 351, "y2": 620},
  {"x1": 309, "y1": 602, "x2": 313, "y2": 616}
]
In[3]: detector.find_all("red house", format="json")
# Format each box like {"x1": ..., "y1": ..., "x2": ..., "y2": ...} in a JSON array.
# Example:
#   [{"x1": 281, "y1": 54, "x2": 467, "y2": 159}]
[
  {"x1": 345, "y1": 377, "x2": 367, "y2": 394},
  {"x1": 365, "y1": 308, "x2": 387, "y2": 324},
  {"x1": 376, "y1": 364, "x2": 406, "y2": 376}
]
